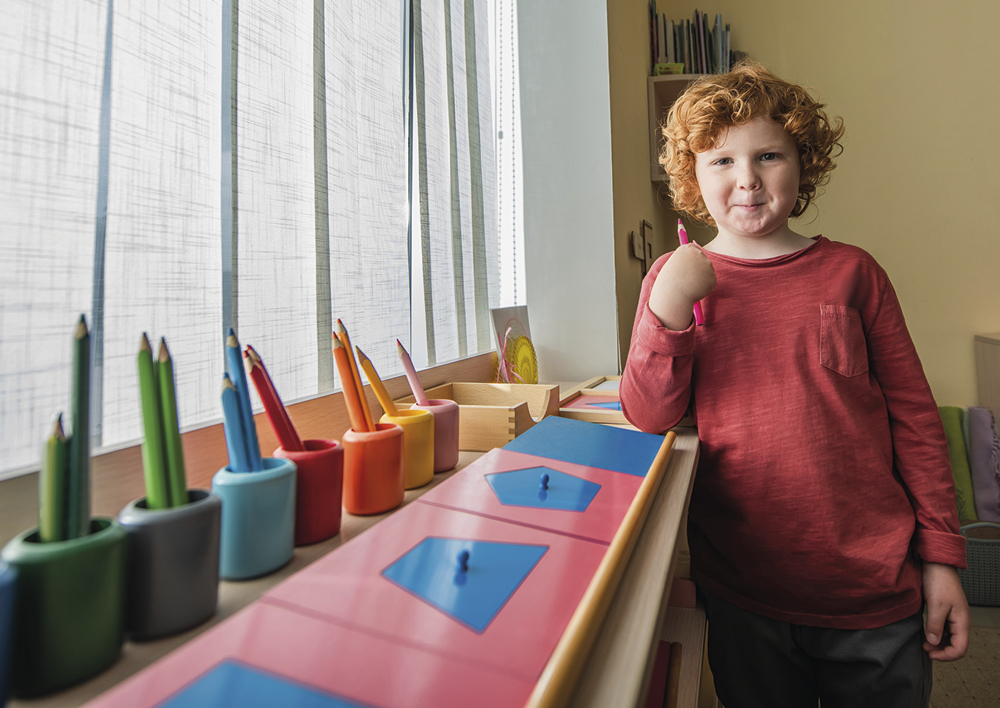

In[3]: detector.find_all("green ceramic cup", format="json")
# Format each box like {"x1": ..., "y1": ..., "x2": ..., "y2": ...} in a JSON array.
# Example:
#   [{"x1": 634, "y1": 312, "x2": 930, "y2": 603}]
[{"x1": 0, "y1": 518, "x2": 128, "y2": 698}]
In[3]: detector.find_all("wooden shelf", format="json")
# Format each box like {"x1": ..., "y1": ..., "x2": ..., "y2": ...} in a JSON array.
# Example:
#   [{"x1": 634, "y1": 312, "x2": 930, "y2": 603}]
[
  {"x1": 660, "y1": 599, "x2": 709, "y2": 708},
  {"x1": 647, "y1": 74, "x2": 704, "y2": 182}
]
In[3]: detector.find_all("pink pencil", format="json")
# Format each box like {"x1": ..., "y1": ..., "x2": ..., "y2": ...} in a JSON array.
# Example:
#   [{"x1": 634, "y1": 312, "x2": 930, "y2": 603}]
[
  {"x1": 396, "y1": 340, "x2": 429, "y2": 406},
  {"x1": 678, "y1": 219, "x2": 705, "y2": 326}
]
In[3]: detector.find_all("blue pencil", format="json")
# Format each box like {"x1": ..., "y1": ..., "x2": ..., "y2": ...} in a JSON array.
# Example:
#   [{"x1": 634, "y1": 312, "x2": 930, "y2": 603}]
[
  {"x1": 221, "y1": 375, "x2": 251, "y2": 473},
  {"x1": 225, "y1": 328, "x2": 263, "y2": 471}
]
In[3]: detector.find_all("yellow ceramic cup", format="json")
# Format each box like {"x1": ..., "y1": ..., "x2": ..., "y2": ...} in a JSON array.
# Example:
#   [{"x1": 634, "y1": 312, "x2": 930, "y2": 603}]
[{"x1": 379, "y1": 409, "x2": 435, "y2": 489}]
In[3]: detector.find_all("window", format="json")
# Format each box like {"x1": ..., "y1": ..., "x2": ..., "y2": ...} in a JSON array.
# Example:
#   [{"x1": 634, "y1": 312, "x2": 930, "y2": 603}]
[{"x1": 0, "y1": 0, "x2": 512, "y2": 479}]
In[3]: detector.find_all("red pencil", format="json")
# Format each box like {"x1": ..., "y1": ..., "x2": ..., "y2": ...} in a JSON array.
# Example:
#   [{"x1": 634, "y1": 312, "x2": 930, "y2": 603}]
[{"x1": 244, "y1": 346, "x2": 305, "y2": 451}]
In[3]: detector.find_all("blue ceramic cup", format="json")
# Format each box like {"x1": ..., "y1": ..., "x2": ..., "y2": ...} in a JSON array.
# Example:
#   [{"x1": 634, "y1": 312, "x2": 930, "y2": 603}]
[{"x1": 211, "y1": 457, "x2": 296, "y2": 580}]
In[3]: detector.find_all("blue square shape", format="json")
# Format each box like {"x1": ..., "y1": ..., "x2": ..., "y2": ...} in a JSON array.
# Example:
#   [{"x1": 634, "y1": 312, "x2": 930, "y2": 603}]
[
  {"x1": 158, "y1": 660, "x2": 370, "y2": 708},
  {"x1": 381, "y1": 537, "x2": 547, "y2": 633}
]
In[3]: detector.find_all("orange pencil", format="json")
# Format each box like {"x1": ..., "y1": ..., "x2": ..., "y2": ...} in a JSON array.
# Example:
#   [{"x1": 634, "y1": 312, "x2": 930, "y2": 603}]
[
  {"x1": 333, "y1": 334, "x2": 370, "y2": 432},
  {"x1": 335, "y1": 320, "x2": 375, "y2": 431},
  {"x1": 244, "y1": 346, "x2": 304, "y2": 452}
]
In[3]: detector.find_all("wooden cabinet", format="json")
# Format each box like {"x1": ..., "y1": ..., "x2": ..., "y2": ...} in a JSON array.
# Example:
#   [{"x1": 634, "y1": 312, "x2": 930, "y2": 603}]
[{"x1": 647, "y1": 75, "x2": 703, "y2": 182}]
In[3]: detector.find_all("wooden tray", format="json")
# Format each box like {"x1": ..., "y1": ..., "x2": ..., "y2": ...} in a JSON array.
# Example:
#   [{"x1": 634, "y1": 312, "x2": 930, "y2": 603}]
[
  {"x1": 395, "y1": 382, "x2": 560, "y2": 451},
  {"x1": 559, "y1": 376, "x2": 625, "y2": 425}
]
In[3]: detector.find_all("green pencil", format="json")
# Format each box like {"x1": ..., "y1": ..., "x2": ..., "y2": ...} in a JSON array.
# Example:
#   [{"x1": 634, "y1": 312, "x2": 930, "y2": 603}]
[
  {"x1": 138, "y1": 333, "x2": 170, "y2": 509},
  {"x1": 39, "y1": 414, "x2": 68, "y2": 542},
  {"x1": 158, "y1": 338, "x2": 188, "y2": 506},
  {"x1": 66, "y1": 315, "x2": 91, "y2": 539}
]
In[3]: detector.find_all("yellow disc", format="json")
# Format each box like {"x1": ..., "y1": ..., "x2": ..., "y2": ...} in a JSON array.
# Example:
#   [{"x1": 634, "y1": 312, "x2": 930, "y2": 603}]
[{"x1": 510, "y1": 335, "x2": 538, "y2": 384}]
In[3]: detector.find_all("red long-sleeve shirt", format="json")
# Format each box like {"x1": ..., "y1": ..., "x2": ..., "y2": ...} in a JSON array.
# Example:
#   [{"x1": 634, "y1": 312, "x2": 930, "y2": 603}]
[{"x1": 621, "y1": 237, "x2": 966, "y2": 629}]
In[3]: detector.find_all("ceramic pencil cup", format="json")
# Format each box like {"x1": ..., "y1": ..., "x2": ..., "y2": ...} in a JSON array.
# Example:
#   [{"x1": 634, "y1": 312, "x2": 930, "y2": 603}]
[
  {"x1": 211, "y1": 457, "x2": 296, "y2": 580},
  {"x1": 411, "y1": 398, "x2": 460, "y2": 472},
  {"x1": 0, "y1": 562, "x2": 16, "y2": 707},
  {"x1": 342, "y1": 423, "x2": 404, "y2": 515},
  {"x1": 379, "y1": 409, "x2": 434, "y2": 489},
  {"x1": 0, "y1": 519, "x2": 128, "y2": 698},
  {"x1": 274, "y1": 439, "x2": 343, "y2": 546},
  {"x1": 117, "y1": 490, "x2": 221, "y2": 640}
]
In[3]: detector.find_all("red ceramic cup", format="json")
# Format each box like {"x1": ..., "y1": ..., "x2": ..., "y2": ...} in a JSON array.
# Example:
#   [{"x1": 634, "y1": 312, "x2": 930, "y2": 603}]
[{"x1": 274, "y1": 439, "x2": 343, "y2": 545}]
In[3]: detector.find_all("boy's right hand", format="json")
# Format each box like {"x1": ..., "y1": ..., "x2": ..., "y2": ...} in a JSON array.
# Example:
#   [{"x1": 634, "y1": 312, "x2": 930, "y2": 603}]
[{"x1": 649, "y1": 243, "x2": 717, "y2": 331}]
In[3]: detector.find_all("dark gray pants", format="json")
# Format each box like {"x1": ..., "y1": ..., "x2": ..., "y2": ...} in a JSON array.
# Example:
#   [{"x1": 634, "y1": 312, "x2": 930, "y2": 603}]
[{"x1": 702, "y1": 590, "x2": 931, "y2": 708}]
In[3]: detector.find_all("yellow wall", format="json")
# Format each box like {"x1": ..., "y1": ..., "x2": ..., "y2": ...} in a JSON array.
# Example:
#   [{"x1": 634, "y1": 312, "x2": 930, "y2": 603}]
[{"x1": 609, "y1": 0, "x2": 1000, "y2": 406}]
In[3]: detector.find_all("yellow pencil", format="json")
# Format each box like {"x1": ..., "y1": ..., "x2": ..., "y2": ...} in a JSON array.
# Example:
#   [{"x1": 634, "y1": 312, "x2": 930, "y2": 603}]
[{"x1": 356, "y1": 348, "x2": 398, "y2": 417}]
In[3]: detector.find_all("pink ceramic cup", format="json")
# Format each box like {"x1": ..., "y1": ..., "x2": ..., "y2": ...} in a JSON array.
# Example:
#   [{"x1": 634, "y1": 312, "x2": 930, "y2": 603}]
[{"x1": 411, "y1": 398, "x2": 460, "y2": 472}]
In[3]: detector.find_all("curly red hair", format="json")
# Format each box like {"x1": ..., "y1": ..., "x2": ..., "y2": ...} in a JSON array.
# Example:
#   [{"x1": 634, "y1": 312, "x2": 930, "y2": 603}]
[{"x1": 661, "y1": 60, "x2": 844, "y2": 225}]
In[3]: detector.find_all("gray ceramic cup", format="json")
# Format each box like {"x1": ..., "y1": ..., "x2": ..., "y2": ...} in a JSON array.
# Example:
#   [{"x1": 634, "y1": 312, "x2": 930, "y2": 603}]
[{"x1": 117, "y1": 489, "x2": 221, "y2": 640}]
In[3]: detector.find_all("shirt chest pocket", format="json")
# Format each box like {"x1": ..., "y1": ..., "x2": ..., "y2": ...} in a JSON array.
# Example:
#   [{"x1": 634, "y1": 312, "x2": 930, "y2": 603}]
[{"x1": 820, "y1": 304, "x2": 869, "y2": 377}]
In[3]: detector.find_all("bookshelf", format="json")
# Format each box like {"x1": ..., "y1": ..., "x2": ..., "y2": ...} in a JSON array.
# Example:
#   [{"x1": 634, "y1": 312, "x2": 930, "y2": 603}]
[{"x1": 647, "y1": 74, "x2": 703, "y2": 183}]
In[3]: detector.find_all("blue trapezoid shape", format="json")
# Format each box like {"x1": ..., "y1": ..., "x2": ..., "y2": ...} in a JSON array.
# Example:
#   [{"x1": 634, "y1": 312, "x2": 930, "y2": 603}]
[
  {"x1": 503, "y1": 416, "x2": 664, "y2": 476},
  {"x1": 485, "y1": 466, "x2": 601, "y2": 512},
  {"x1": 381, "y1": 537, "x2": 547, "y2": 633},
  {"x1": 158, "y1": 660, "x2": 372, "y2": 708}
]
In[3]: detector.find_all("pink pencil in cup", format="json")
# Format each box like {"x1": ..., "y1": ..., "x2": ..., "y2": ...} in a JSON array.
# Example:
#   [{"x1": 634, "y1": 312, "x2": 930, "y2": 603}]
[
  {"x1": 396, "y1": 340, "x2": 429, "y2": 406},
  {"x1": 678, "y1": 218, "x2": 705, "y2": 326}
]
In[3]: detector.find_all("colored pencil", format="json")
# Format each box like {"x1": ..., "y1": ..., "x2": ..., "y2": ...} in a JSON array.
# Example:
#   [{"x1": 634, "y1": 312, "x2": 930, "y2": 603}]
[
  {"x1": 396, "y1": 339, "x2": 429, "y2": 406},
  {"x1": 677, "y1": 219, "x2": 705, "y2": 326},
  {"x1": 39, "y1": 414, "x2": 68, "y2": 542},
  {"x1": 157, "y1": 338, "x2": 188, "y2": 506},
  {"x1": 221, "y1": 374, "x2": 252, "y2": 473},
  {"x1": 356, "y1": 347, "x2": 398, "y2": 417},
  {"x1": 336, "y1": 321, "x2": 375, "y2": 430},
  {"x1": 138, "y1": 333, "x2": 171, "y2": 509},
  {"x1": 332, "y1": 334, "x2": 370, "y2": 432},
  {"x1": 226, "y1": 328, "x2": 263, "y2": 471},
  {"x1": 244, "y1": 345, "x2": 304, "y2": 452},
  {"x1": 66, "y1": 314, "x2": 91, "y2": 538}
]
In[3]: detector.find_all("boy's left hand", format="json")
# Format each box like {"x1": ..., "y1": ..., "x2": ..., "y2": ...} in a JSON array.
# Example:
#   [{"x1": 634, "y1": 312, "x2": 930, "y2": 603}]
[{"x1": 922, "y1": 562, "x2": 970, "y2": 661}]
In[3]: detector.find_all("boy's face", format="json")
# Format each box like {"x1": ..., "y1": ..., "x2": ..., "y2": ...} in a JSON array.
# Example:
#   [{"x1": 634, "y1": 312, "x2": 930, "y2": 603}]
[{"x1": 693, "y1": 117, "x2": 801, "y2": 243}]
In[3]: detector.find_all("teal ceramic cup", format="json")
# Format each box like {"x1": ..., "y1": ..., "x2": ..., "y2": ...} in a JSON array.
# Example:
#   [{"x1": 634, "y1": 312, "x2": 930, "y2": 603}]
[
  {"x1": 211, "y1": 457, "x2": 296, "y2": 580},
  {"x1": 0, "y1": 562, "x2": 16, "y2": 706},
  {"x1": 118, "y1": 490, "x2": 221, "y2": 640},
  {"x1": 0, "y1": 518, "x2": 128, "y2": 698}
]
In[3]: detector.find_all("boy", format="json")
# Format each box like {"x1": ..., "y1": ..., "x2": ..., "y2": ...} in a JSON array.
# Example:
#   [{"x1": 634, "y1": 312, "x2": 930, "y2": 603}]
[{"x1": 620, "y1": 62, "x2": 969, "y2": 707}]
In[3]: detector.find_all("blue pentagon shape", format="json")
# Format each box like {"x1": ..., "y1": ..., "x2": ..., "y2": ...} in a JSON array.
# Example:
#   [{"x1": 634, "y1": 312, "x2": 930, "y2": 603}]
[
  {"x1": 485, "y1": 466, "x2": 601, "y2": 512},
  {"x1": 381, "y1": 537, "x2": 547, "y2": 633},
  {"x1": 158, "y1": 660, "x2": 371, "y2": 708}
]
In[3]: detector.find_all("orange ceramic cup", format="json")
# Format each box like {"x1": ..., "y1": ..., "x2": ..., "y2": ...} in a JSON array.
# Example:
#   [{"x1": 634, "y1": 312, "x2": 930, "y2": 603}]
[
  {"x1": 379, "y1": 409, "x2": 434, "y2": 490},
  {"x1": 341, "y1": 424, "x2": 404, "y2": 515},
  {"x1": 274, "y1": 439, "x2": 343, "y2": 546},
  {"x1": 411, "y1": 399, "x2": 460, "y2": 472}
]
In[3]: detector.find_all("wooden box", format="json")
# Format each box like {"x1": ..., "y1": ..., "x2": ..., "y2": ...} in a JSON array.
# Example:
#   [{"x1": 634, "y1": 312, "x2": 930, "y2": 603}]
[
  {"x1": 395, "y1": 383, "x2": 560, "y2": 451},
  {"x1": 558, "y1": 376, "x2": 626, "y2": 425}
]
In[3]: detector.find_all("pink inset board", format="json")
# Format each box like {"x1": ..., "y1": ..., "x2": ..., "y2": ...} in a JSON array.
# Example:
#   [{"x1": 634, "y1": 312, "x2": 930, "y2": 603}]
[
  {"x1": 84, "y1": 601, "x2": 534, "y2": 708},
  {"x1": 263, "y1": 501, "x2": 606, "y2": 682},
  {"x1": 418, "y1": 448, "x2": 643, "y2": 544}
]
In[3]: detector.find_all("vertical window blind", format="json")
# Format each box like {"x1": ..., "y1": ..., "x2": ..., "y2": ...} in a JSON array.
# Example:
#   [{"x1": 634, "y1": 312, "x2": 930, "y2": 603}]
[{"x1": 0, "y1": 0, "x2": 506, "y2": 479}]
